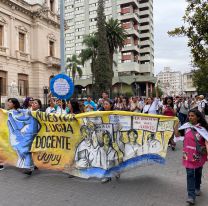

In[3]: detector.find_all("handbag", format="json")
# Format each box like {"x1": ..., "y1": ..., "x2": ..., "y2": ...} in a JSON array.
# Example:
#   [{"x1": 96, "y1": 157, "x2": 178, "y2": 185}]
[
  {"x1": 144, "y1": 103, "x2": 152, "y2": 114},
  {"x1": 191, "y1": 128, "x2": 207, "y2": 155}
]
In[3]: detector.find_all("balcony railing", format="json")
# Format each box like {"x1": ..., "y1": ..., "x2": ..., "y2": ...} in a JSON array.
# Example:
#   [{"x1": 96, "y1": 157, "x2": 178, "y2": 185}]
[
  {"x1": 45, "y1": 56, "x2": 60, "y2": 67},
  {"x1": 0, "y1": 46, "x2": 9, "y2": 56},
  {"x1": 16, "y1": 50, "x2": 30, "y2": 61}
]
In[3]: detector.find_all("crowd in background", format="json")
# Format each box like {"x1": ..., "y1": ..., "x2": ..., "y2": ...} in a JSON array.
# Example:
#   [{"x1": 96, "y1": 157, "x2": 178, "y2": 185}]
[
  {"x1": 2, "y1": 91, "x2": 208, "y2": 204},
  {"x1": 3, "y1": 91, "x2": 208, "y2": 120}
]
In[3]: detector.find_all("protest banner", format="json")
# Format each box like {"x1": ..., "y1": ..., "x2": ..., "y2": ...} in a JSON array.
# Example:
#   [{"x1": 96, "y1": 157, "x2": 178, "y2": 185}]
[{"x1": 0, "y1": 109, "x2": 177, "y2": 178}]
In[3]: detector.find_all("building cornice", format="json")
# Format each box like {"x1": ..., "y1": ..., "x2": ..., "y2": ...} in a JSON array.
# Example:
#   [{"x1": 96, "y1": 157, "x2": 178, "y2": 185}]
[{"x1": 0, "y1": 0, "x2": 60, "y2": 28}]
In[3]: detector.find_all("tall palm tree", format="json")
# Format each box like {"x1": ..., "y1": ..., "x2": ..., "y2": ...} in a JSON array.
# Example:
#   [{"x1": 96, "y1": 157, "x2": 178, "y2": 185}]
[
  {"x1": 105, "y1": 18, "x2": 127, "y2": 72},
  {"x1": 66, "y1": 54, "x2": 82, "y2": 83},
  {"x1": 79, "y1": 34, "x2": 98, "y2": 83}
]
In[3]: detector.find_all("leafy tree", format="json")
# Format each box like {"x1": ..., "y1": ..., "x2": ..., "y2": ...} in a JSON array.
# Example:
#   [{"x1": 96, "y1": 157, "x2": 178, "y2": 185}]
[
  {"x1": 168, "y1": 0, "x2": 208, "y2": 93},
  {"x1": 66, "y1": 54, "x2": 82, "y2": 83},
  {"x1": 94, "y1": 0, "x2": 112, "y2": 98},
  {"x1": 192, "y1": 63, "x2": 208, "y2": 94},
  {"x1": 79, "y1": 34, "x2": 98, "y2": 83},
  {"x1": 105, "y1": 18, "x2": 127, "y2": 72}
]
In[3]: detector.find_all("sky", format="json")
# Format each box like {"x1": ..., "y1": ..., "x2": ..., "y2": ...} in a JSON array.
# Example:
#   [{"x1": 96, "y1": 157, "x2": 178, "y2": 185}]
[{"x1": 153, "y1": 0, "x2": 192, "y2": 75}]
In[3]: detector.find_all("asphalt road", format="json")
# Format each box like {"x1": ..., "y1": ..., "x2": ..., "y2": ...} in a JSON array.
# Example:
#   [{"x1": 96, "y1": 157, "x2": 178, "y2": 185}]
[{"x1": 0, "y1": 142, "x2": 208, "y2": 206}]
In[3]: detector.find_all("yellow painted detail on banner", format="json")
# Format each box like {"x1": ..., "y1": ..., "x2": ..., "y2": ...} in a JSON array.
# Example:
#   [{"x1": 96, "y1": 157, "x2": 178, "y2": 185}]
[{"x1": 0, "y1": 109, "x2": 178, "y2": 177}]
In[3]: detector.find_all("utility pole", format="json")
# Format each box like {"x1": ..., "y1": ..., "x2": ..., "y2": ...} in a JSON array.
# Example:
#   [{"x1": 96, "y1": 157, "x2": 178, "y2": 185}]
[{"x1": 60, "y1": 0, "x2": 65, "y2": 73}]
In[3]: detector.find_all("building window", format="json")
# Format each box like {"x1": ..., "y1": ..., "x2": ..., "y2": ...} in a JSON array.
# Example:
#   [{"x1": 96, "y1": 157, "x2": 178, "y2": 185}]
[
  {"x1": 0, "y1": 70, "x2": 7, "y2": 96},
  {"x1": 18, "y1": 74, "x2": 28, "y2": 96},
  {"x1": 0, "y1": 25, "x2": 3, "y2": 46},
  {"x1": 50, "y1": 0, "x2": 54, "y2": 12},
  {"x1": 19, "y1": 32, "x2": 25, "y2": 52},
  {"x1": 49, "y1": 75, "x2": 54, "y2": 89},
  {"x1": 49, "y1": 41, "x2": 54, "y2": 56}
]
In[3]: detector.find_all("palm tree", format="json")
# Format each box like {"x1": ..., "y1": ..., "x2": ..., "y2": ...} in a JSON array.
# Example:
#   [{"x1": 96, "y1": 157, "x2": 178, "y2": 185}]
[
  {"x1": 66, "y1": 54, "x2": 83, "y2": 83},
  {"x1": 105, "y1": 18, "x2": 127, "y2": 72},
  {"x1": 79, "y1": 34, "x2": 98, "y2": 84}
]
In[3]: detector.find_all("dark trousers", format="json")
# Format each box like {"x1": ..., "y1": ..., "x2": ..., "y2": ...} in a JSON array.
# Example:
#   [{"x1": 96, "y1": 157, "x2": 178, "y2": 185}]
[
  {"x1": 179, "y1": 112, "x2": 187, "y2": 125},
  {"x1": 186, "y1": 167, "x2": 203, "y2": 199}
]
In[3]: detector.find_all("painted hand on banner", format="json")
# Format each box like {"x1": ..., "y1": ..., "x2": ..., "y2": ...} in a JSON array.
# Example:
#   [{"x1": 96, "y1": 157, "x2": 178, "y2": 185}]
[{"x1": 7, "y1": 110, "x2": 40, "y2": 168}]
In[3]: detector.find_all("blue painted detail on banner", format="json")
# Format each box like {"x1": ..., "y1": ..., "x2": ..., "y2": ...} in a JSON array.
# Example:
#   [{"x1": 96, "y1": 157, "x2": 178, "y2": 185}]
[
  {"x1": 78, "y1": 154, "x2": 165, "y2": 178},
  {"x1": 50, "y1": 74, "x2": 74, "y2": 100}
]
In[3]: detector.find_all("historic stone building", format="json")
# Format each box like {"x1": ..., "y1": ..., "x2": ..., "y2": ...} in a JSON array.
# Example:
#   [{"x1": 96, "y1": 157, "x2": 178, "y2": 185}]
[{"x1": 0, "y1": 0, "x2": 60, "y2": 104}]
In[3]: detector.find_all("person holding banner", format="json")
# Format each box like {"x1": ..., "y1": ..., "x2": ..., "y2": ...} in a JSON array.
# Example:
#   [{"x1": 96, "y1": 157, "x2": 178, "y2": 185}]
[
  {"x1": 56, "y1": 99, "x2": 70, "y2": 114},
  {"x1": 45, "y1": 98, "x2": 56, "y2": 114},
  {"x1": 31, "y1": 99, "x2": 42, "y2": 111},
  {"x1": 162, "y1": 96, "x2": 177, "y2": 150},
  {"x1": 0, "y1": 98, "x2": 20, "y2": 170},
  {"x1": 7, "y1": 98, "x2": 40, "y2": 175},
  {"x1": 174, "y1": 109, "x2": 208, "y2": 205}
]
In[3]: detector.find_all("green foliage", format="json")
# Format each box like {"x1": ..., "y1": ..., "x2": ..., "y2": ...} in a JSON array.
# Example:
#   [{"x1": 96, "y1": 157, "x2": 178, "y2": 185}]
[
  {"x1": 192, "y1": 63, "x2": 208, "y2": 94},
  {"x1": 105, "y1": 18, "x2": 127, "y2": 71},
  {"x1": 95, "y1": 0, "x2": 112, "y2": 98},
  {"x1": 66, "y1": 54, "x2": 82, "y2": 83},
  {"x1": 79, "y1": 34, "x2": 98, "y2": 79},
  {"x1": 168, "y1": 0, "x2": 208, "y2": 65},
  {"x1": 168, "y1": 0, "x2": 208, "y2": 93}
]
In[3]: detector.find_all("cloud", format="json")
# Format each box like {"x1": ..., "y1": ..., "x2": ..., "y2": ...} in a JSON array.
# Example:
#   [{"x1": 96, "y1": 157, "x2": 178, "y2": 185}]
[{"x1": 153, "y1": 0, "x2": 192, "y2": 74}]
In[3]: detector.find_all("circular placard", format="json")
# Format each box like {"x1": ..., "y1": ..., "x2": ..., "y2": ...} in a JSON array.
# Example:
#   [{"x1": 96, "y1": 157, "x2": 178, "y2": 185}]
[{"x1": 50, "y1": 74, "x2": 74, "y2": 100}]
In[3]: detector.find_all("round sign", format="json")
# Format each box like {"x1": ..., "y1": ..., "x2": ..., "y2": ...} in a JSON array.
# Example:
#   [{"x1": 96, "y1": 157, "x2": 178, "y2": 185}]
[{"x1": 50, "y1": 74, "x2": 74, "y2": 100}]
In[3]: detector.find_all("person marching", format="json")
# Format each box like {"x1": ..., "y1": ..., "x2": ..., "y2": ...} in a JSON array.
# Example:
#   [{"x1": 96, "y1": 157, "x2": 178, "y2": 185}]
[
  {"x1": 162, "y1": 96, "x2": 177, "y2": 150},
  {"x1": 174, "y1": 109, "x2": 208, "y2": 205}
]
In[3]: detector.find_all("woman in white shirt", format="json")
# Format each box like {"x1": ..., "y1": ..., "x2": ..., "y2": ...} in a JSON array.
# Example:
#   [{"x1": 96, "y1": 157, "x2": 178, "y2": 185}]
[
  {"x1": 142, "y1": 86, "x2": 159, "y2": 114},
  {"x1": 45, "y1": 98, "x2": 56, "y2": 114}
]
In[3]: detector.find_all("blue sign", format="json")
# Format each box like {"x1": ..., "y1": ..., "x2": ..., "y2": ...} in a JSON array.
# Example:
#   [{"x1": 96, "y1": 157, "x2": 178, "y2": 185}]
[{"x1": 50, "y1": 74, "x2": 74, "y2": 100}]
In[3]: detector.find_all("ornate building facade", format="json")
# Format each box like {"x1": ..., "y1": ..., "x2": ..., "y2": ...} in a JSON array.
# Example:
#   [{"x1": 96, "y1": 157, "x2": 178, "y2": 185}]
[{"x1": 0, "y1": 0, "x2": 60, "y2": 104}]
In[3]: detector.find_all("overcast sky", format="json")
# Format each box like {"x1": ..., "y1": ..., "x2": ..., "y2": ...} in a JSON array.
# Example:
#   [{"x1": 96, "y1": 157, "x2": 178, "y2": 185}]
[{"x1": 153, "y1": 0, "x2": 192, "y2": 74}]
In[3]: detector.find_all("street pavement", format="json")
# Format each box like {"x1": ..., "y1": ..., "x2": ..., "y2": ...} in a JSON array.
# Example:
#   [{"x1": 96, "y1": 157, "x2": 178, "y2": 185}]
[{"x1": 0, "y1": 142, "x2": 208, "y2": 206}]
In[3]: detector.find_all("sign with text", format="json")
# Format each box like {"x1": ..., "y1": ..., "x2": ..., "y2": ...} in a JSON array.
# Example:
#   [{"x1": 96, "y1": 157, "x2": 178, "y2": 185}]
[{"x1": 0, "y1": 109, "x2": 177, "y2": 179}]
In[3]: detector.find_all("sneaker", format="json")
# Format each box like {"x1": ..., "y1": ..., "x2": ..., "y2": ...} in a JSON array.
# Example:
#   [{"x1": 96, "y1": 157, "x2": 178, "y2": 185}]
[
  {"x1": 34, "y1": 166, "x2": 39, "y2": 170},
  {"x1": 186, "y1": 198, "x2": 195, "y2": 205},
  {"x1": 0, "y1": 165, "x2": 4, "y2": 171},
  {"x1": 68, "y1": 174, "x2": 75, "y2": 178},
  {"x1": 195, "y1": 190, "x2": 201, "y2": 196},
  {"x1": 23, "y1": 169, "x2": 33, "y2": 176},
  {"x1": 101, "y1": 177, "x2": 111, "y2": 184},
  {"x1": 115, "y1": 174, "x2": 120, "y2": 180}
]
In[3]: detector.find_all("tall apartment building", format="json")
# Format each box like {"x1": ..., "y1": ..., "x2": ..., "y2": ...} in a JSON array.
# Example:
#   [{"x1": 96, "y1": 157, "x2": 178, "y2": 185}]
[
  {"x1": 156, "y1": 67, "x2": 182, "y2": 96},
  {"x1": 64, "y1": 0, "x2": 155, "y2": 96}
]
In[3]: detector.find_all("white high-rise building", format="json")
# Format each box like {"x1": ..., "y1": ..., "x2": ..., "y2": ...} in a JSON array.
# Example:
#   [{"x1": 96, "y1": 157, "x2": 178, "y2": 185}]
[
  {"x1": 156, "y1": 67, "x2": 182, "y2": 96},
  {"x1": 65, "y1": 0, "x2": 155, "y2": 96},
  {"x1": 64, "y1": 0, "x2": 155, "y2": 96}
]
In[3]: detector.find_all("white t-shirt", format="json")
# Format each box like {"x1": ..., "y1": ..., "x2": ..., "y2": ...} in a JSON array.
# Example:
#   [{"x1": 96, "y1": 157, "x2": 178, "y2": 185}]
[
  {"x1": 198, "y1": 100, "x2": 206, "y2": 113},
  {"x1": 45, "y1": 107, "x2": 56, "y2": 114},
  {"x1": 56, "y1": 106, "x2": 68, "y2": 115},
  {"x1": 142, "y1": 98, "x2": 160, "y2": 114}
]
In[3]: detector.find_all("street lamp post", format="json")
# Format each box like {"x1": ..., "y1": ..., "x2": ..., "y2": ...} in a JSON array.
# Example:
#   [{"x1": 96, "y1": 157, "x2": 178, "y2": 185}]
[{"x1": 60, "y1": 0, "x2": 65, "y2": 73}]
